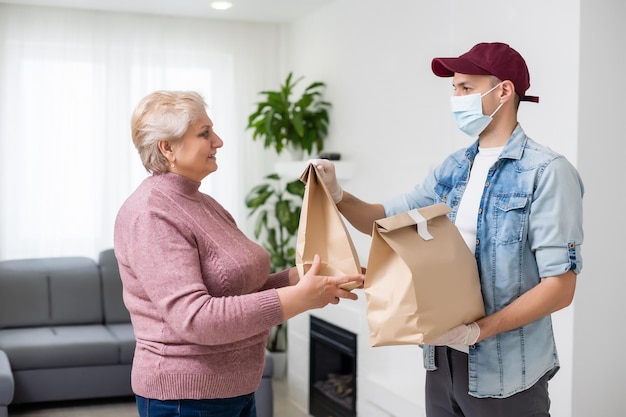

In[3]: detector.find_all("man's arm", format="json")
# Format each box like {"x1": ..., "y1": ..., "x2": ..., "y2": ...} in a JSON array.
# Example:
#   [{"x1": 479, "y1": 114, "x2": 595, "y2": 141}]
[
  {"x1": 432, "y1": 269, "x2": 577, "y2": 346},
  {"x1": 474, "y1": 157, "x2": 583, "y2": 341},
  {"x1": 337, "y1": 191, "x2": 386, "y2": 235},
  {"x1": 475, "y1": 269, "x2": 577, "y2": 342},
  {"x1": 309, "y1": 159, "x2": 386, "y2": 235}
]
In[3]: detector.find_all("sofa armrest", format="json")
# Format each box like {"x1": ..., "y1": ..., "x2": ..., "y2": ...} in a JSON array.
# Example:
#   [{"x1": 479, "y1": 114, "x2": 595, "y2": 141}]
[
  {"x1": 0, "y1": 350, "x2": 14, "y2": 410},
  {"x1": 263, "y1": 349, "x2": 274, "y2": 378}
]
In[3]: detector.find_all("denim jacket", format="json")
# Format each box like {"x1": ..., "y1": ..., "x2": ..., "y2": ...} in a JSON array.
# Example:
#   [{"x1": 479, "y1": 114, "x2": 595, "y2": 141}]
[{"x1": 383, "y1": 125, "x2": 584, "y2": 398}]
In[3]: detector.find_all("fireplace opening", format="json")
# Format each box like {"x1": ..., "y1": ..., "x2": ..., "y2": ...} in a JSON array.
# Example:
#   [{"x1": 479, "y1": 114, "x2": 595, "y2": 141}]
[{"x1": 309, "y1": 316, "x2": 357, "y2": 417}]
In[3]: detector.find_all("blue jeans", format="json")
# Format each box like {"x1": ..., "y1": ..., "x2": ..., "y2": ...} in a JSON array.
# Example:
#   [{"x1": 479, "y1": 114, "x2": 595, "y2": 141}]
[{"x1": 136, "y1": 393, "x2": 257, "y2": 417}]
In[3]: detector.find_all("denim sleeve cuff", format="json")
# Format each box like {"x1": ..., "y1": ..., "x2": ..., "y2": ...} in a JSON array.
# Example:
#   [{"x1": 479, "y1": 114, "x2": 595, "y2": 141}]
[
  {"x1": 383, "y1": 195, "x2": 410, "y2": 217},
  {"x1": 535, "y1": 241, "x2": 582, "y2": 277}
]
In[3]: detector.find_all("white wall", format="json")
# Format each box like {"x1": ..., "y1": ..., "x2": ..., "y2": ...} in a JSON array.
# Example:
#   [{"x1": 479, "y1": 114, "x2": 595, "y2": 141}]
[
  {"x1": 282, "y1": 0, "x2": 622, "y2": 415},
  {"x1": 573, "y1": 1, "x2": 625, "y2": 416}
]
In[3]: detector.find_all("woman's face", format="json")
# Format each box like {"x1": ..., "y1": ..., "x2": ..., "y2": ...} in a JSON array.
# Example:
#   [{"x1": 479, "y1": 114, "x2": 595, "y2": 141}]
[{"x1": 169, "y1": 113, "x2": 223, "y2": 182}]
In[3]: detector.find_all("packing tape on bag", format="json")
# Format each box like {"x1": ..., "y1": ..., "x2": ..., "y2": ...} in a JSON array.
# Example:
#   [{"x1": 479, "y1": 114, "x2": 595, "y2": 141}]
[{"x1": 407, "y1": 209, "x2": 434, "y2": 241}]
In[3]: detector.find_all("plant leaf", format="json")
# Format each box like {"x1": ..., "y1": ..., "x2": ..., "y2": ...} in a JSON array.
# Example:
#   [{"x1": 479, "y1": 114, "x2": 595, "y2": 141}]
[
  {"x1": 275, "y1": 200, "x2": 292, "y2": 228},
  {"x1": 253, "y1": 210, "x2": 268, "y2": 239},
  {"x1": 245, "y1": 186, "x2": 273, "y2": 210},
  {"x1": 285, "y1": 206, "x2": 301, "y2": 235},
  {"x1": 286, "y1": 179, "x2": 305, "y2": 197}
]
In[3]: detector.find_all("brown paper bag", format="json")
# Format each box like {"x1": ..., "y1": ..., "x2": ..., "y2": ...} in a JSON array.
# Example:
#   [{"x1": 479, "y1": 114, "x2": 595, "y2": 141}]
[
  {"x1": 296, "y1": 163, "x2": 362, "y2": 290},
  {"x1": 365, "y1": 203, "x2": 485, "y2": 346}
]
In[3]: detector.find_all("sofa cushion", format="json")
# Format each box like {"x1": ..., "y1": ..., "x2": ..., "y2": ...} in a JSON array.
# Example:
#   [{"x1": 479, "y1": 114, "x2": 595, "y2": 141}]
[
  {"x1": 99, "y1": 249, "x2": 131, "y2": 324},
  {"x1": 105, "y1": 323, "x2": 135, "y2": 364},
  {"x1": 0, "y1": 325, "x2": 119, "y2": 370},
  {"x1": 0, "y1": 257, "x2": 102, "y2": 329}
]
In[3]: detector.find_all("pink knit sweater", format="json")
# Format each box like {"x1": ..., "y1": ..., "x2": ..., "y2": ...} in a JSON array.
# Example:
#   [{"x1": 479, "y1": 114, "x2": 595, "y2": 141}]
[{"x1": 114, "y1": 172, "x2": 289, "y2": 400}]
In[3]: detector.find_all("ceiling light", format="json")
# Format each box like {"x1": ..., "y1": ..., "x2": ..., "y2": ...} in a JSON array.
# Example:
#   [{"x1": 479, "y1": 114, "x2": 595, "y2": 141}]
[{"x1": 210, "y1": 1, "x2": 233, "y2": 10}]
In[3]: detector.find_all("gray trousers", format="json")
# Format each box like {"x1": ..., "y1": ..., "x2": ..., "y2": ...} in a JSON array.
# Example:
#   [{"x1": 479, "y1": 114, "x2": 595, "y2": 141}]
[{"x1": 425, "y1": 346, "x2": 551, "y2": 417}]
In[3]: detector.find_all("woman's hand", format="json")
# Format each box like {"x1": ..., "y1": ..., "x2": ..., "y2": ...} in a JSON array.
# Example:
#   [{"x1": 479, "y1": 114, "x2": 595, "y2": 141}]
[
  {"x1": 277, "y1": 254, "x2": 364, "y2": 320},
  {"x1": 299, "y1": 254, "x2": 363, "y2": 308}
]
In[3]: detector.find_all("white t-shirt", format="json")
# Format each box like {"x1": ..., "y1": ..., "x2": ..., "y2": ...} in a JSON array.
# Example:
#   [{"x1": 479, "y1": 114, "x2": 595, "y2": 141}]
[
  {"x1": 449, "y1": 146, "x2": 502, "y2": 353},
  {"x1": 455, "y1": 146, "x2": 503, "y2": 254}
]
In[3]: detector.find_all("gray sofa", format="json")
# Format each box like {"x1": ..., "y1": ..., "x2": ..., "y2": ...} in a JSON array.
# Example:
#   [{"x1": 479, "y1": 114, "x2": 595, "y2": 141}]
[{"x1": 0, "y1": 250, "x2": 273, "y2": 417}]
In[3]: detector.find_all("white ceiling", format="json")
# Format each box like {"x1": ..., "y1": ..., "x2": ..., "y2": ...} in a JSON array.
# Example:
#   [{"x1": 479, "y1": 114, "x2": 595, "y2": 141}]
[{"x1": 0, "y1": 0, "x2": 337, "y2": 23}]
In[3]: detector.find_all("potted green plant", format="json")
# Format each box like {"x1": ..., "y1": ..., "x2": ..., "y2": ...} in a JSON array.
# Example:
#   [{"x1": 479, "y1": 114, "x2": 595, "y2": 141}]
[
  {"x1": 245, "y1": 173, "x2": 305, "y2": 377},
  {"x1": 245, "y1": 173, "x2": 305, "y2": 273},
  {"x1": 246, "y1": 72, "x2": 331, "y2": 158}
]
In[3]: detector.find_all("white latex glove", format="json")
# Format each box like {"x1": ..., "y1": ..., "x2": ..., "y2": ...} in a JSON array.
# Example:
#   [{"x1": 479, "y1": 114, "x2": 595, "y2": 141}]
[
  {"x1": 308, "y1": 159, "x2": 343, "y2": 203},
  {"x1": 430, "y1": 322, "x2": 480, "y2": 346}
]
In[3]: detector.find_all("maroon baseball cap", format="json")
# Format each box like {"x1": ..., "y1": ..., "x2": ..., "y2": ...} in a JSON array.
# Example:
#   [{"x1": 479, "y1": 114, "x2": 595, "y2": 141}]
[{"x1": 432, "y1": 42, "x2": 539, "y2": 103}]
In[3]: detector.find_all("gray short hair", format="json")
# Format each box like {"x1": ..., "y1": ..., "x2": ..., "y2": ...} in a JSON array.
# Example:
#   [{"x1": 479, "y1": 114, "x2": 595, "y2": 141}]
[{"x1": 131, "y1": 91, "x2": 207, "y2": 173}]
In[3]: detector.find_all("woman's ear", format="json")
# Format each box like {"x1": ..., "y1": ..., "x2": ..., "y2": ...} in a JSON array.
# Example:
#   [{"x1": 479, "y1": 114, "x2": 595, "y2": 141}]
[{"x1": 158, "y1": 140, "x2": 175, "y2": 161}]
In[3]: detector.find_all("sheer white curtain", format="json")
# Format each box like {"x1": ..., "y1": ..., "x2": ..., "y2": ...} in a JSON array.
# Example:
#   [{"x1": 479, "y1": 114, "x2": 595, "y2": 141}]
[{"x1": 0, "y1": 4, "x2": 281, "y2": 260}]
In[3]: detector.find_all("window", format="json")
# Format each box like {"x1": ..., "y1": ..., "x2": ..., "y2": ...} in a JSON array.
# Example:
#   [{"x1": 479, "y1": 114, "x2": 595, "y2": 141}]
[{"x1": 0, "y1": 5, "x2": 267, "y2": 260}]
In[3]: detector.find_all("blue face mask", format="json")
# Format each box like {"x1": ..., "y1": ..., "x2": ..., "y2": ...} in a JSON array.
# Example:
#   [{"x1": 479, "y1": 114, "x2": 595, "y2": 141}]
[{"x1": 450, "y1": 83, "x2": 504, "y2": 137}]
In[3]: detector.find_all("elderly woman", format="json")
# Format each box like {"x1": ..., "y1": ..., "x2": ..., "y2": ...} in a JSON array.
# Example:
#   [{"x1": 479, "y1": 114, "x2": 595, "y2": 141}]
[{"x1": 114, "y1": 90, "x2": 364, "y2": 417}]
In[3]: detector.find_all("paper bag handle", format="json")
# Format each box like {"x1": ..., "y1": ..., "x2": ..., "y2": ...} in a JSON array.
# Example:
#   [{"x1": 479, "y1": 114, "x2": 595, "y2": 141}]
[{"x1": 407, "y1": 209, "x2": 434, "y2": 241}]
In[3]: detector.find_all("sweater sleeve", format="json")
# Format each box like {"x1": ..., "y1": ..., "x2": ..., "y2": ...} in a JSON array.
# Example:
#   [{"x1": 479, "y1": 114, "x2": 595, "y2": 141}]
[
  {"x1": 260, "y1": 270, "x2": 291, "y2": 290},
  {"x1": 122, "y1": 210, "x2": 285, "y2": 347}
]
